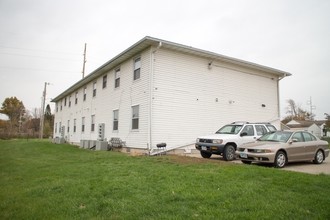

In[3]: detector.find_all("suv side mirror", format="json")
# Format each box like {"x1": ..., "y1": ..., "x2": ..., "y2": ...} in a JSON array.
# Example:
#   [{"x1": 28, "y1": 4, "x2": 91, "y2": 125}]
[{"x1": 240, "y1": 132, "x2": 248, "y2": 137}]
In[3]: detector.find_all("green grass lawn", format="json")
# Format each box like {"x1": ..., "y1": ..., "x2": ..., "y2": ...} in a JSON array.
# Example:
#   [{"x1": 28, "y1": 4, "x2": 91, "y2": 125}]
[{"x1": 1, "y1": 140, "x2": 330, "y2": 220}]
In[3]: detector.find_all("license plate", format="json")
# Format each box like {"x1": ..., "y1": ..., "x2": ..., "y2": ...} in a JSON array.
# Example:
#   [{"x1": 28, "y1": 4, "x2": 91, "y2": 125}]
[
  {"x1": 201, "y1": 146, "x2": 207, "y2": 151},
  {"x1": 240, "y1": 153, "x2": 248, "y2": 158}
]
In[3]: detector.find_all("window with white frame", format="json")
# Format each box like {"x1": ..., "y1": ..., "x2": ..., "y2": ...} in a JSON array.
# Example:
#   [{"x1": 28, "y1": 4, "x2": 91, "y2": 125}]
[
  {"x1": 115, "y1": 68, "x2": 120, "y2": 88},
  {"x1": 83, "y1": 87, "x2": 87, "y2": 101},
  {"x1": 73, "y1": 119, "x2": 76, "y2": 133},
  {"x1": 113, "y1": 110, "x2": 119, "y2": 131},
  {"x1": 132, "y1": 105, "x2": 139, "y2": 130},
  {"x1": 67, "y1": 120, "x2": 70, "y2": 133},
  {"x1": 134, "y1": 57, "x2": 141, "y2": 80},
  {"x1": 91, "y1": 115, "x2": 95, "y2": 132},
  {"x1": 64, "y1": 97, "x2": 67, "y2": 106},
  {"x1": 59, "y1": 122, "x2": 62, "y2": 134},
  {"x1": 55, "y1": 123, "x2": 57, "y2": 133},
  {"x1": 82, "y1": 117, "x2": 85, "y2": 132},
  {"x1": 103, "y1": 75, "x2": 107, "y2": 89},
  {"x1": 56, "y1": 103, "x2": 58, "y2": 112},
  {"x1": 75, "y1": 92, "x2": 78, "y2": 104},
  {"x1": 93, "y1": 82, "x2": 97, "y2": 97},
  {"x1": 60, "y1": 100, "x2": 63, "y2": 111},
  {"x1": 69, "y1": 96, "x2": 71, "y2": 107}
]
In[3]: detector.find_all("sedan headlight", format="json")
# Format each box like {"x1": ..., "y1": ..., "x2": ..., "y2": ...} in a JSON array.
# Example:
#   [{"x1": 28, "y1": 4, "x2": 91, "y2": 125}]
[{"x1": 212, "y1": 139, "x2": 223, "y2": 144}]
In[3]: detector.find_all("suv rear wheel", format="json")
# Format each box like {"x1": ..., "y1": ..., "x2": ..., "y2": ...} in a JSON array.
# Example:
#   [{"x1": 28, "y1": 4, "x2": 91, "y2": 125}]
[
  {"x1": 223, "y1": 145, "x2": 236, "y2": 161},
  {"x1": 200, "y1": 151, "x2": 212, "y2": 158}
]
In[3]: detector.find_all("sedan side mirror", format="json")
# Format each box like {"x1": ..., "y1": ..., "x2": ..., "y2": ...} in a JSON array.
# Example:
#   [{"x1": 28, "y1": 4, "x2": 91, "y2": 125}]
[{"x1": 289, "y1": 138, "x2": 298, "y2": 144}]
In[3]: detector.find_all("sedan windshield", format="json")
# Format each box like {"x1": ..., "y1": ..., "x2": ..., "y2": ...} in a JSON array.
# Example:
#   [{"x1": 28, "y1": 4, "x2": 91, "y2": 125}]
[
  {"x1": 216, "y1": 125, "x2": 243, "y2": 134},
  {"x1": 258, "y1": 131, "x2": 293, "y2": 143}
]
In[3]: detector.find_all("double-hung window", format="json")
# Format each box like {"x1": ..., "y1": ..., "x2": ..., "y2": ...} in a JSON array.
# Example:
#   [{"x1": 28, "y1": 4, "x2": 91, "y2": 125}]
[
  {"x1": 68, "y1": 96, "x2": 71, "y2": 107},
  {"x1": 134, "y1": 57, "x2": 141, "y2": 80},
  {"x1": 91, "y1": 115, "x2": 95, "y2": 132},
  {"x1": 103, "y1": 75, "x2": 107, "y2": 89},
  {"x1": 93, "y1": 82, "x2": 97, "y2": 97},
  {"x1": 67, "y1": 120, "x2": 70, "y2": 133},
  {"x1": 75, "y1": 92, "x2": 78, "y2": 104},
  {"x1": 73, "y1": 119, "x2": 76, "y2": 133},
  {"x1": 113, "y1": 110, "x2": 119, "y2": 131},
  {"x1": 82, "y1": 117, "x2": 85, "y2": 132},
  {"x1": 83, "y1": 87, "x2": 87, "y2": 101},
  {"x1": 115, "y1": 68, "x2": 120, "y2": 88},
  {"x1": 132, "y1": 105, "x2": 139, "y2": 130}
]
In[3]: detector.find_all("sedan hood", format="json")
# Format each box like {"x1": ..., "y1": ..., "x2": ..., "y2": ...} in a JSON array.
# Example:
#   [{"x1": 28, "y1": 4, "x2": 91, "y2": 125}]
[{"x1": 241, "y1": 141, "x2": 283, "y2": 149}]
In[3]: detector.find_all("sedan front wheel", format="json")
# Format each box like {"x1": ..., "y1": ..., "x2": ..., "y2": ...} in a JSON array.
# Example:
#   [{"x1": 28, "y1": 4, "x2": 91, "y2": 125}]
[
  {"x1": 274, "y1": 151, "x2": 286, "y2": 168},
  {"x1": 313, "y1": 150, "x2": 324, "y2": 164}
]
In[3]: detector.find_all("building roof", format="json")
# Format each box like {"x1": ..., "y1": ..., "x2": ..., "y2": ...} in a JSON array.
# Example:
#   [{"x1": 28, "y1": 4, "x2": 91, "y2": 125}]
[
  {"x1": 286, "y1": 120, "x2": 326, "y2": 128},
  {"x1": 52, "y1": 36, "x2": 292, "y2": 102}
]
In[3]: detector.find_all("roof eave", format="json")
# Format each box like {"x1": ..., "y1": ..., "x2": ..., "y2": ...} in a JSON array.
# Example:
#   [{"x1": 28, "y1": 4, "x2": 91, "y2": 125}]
[{"x1": 52, "y1": 36, "x2": 291, "y2": 102}]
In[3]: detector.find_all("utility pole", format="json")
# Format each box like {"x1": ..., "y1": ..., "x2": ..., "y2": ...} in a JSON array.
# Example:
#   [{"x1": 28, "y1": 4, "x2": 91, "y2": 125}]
[
  {"x1": 307, "y1": 96, "x2": 316, "y2": 120},
  {"x1": 39, "y1": 82, "x2": 50, "y2": 139},
  {"x1": 82, "y1": 43, "x2": 87, "y2": 78}
]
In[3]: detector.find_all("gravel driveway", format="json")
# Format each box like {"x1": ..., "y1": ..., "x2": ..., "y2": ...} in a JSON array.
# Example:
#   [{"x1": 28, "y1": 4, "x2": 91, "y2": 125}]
[
  {"x1": 188, "y1": 152, "x2": 330, "y2": 175},
  {"x1": 282, "y1": 155, "x2": 330, "y2": 175}
]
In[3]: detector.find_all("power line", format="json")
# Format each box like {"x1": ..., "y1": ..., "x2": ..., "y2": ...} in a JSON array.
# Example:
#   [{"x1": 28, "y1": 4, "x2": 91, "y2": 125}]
[
  {"x1": 0, "y1": 66, "x2": 78, "y2": 73},
  {"x1": 0, "y1": 52, "x2": 81, "y2": 62},
  {"x1": 0, "y1": 45, "x2": 80, "y2": 55}
]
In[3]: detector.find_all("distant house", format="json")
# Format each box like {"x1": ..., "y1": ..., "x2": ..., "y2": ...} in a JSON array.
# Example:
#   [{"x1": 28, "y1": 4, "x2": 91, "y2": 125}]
[
  {"x1": 285, "y1": 119, "x2": 327, "y2": 137},
  {"x1": 52, "y1": 36, "x2": 291, "y2": 154}
]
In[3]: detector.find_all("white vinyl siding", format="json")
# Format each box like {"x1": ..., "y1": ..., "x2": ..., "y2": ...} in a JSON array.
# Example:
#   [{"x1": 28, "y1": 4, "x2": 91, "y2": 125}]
[
  {"x1": 53, "y1": 43, "x2": 281, "y2": 151},
  {"x1": 53, "y1": 48, "x2": 150, "y2": 147},
  {"x1": 151, "y1": 48, "x2": 279, "y2": 149}
]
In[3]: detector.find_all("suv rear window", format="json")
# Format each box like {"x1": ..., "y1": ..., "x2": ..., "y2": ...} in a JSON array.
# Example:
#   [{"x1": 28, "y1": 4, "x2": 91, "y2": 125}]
[
  {"x1": 266, "y1": 124, "x2": 277, "y2": 132},
  {"x1": 255, "y1": 125, "x2": 268, "y2": 136}
]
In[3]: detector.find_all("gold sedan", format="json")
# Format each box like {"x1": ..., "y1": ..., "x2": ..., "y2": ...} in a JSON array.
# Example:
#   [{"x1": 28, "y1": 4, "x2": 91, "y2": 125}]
[{"x1": 236, "y1": 131, "x2": 329, "y2": 168}]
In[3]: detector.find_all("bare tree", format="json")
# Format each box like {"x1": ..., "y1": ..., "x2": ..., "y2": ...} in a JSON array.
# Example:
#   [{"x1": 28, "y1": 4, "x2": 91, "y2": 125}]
[{"x1": 284, "y1": 99, "x2": 314, "y2": 122}]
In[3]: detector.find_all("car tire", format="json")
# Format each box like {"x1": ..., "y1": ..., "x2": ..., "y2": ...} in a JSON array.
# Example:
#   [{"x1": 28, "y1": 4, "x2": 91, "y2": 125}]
[
  {"x1": 241, "y1": 160, "x2": 252, "y2": 165},
  {"x1": 223, "y1": 145, "x2": 236, "y2": 161},
  {"x1": 200, "y1": 151, "x2": 212, "y2": 158},
  {"x1": 313, "y1": 150, "x2": 324, "y2": 164},
  {"x1": 274, "y1": 151, "x2": 286, "y2": 168}
]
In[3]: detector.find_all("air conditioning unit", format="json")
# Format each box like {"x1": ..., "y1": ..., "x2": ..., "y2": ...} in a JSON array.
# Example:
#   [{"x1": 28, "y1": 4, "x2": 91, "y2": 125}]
[{"x1": 98, "y1": 123, "x2": 105, "y2": 141}]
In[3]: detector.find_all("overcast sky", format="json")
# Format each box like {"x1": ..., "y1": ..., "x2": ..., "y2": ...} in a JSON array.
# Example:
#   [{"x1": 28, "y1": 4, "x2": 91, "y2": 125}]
[{"x1": 0, "y1": 0, "x2": 329, "y2": 120}]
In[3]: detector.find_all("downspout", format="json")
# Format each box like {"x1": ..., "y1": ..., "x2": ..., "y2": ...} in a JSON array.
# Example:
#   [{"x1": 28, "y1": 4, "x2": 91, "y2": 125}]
[
  {"x1": 277, "y1": 74, "x2": 286, "y2": 119},
  {"x1": 148, "y1": 41, "x2": 162, "y2": 154}
]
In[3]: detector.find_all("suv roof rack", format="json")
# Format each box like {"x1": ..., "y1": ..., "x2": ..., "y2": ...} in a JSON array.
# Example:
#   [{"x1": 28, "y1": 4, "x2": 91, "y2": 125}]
[{"x1": 231, "y1": 121, "x2": 271, "y2": 125}]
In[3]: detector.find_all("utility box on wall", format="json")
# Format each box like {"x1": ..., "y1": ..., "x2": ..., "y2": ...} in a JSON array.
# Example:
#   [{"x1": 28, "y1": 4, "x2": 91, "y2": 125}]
[{"x1": 98, "y1": 123, "x2": 105, "y2": 141}]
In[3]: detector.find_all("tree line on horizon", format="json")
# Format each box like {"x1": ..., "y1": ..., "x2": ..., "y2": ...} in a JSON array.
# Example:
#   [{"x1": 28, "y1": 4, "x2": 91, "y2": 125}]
[{"x1": 0, "y1": 97, "x2": 54, "y2": 139}]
